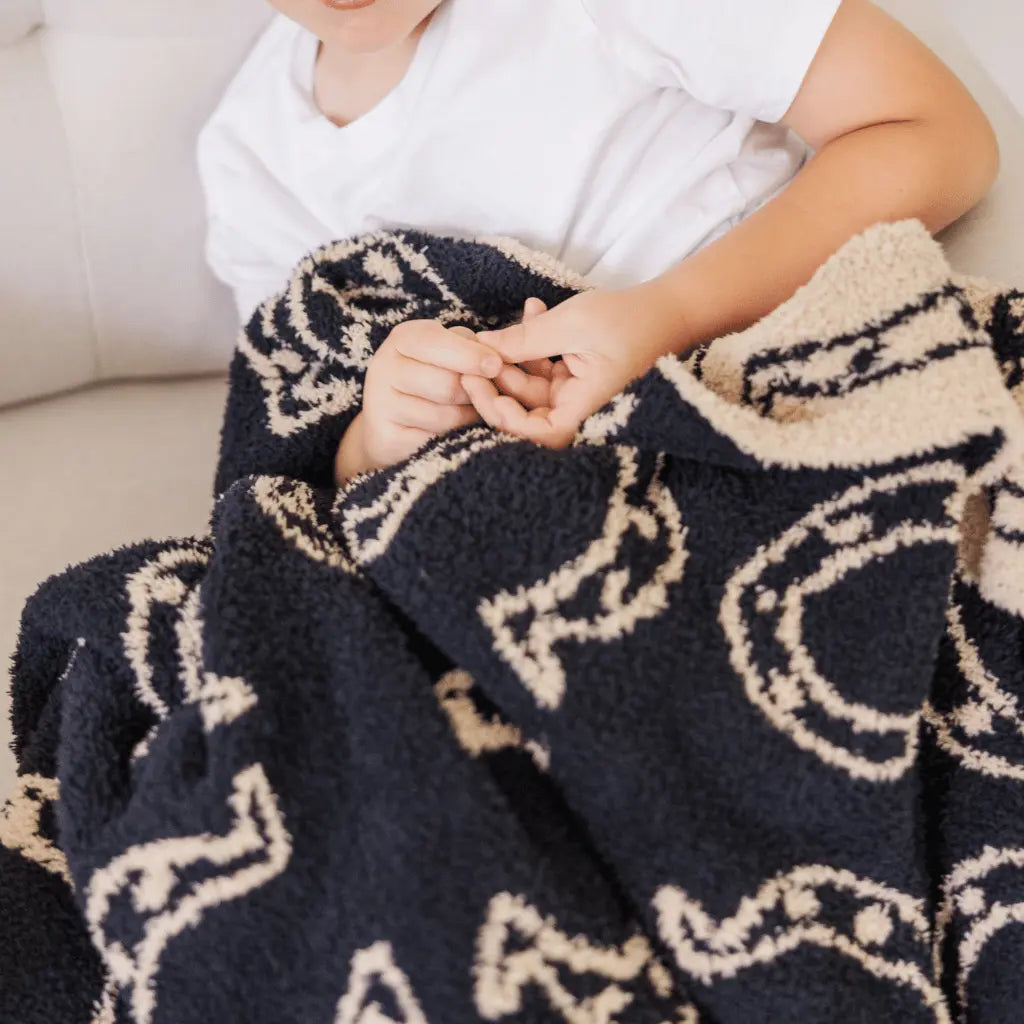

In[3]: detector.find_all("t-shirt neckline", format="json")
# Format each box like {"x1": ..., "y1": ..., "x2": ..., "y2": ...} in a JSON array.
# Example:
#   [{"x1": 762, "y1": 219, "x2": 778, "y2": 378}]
[{"x1": 288, "y1": 2, "x2": 450, "y2": 159}]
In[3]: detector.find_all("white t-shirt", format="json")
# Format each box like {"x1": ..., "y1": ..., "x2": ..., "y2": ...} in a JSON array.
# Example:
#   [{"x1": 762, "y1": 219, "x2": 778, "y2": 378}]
[{"x1": 197, "y1": 0, "x2": 842, "y2": 323}]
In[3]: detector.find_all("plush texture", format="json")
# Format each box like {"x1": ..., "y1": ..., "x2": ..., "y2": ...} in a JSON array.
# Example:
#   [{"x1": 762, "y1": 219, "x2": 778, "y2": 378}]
[{"x1": 2, "y1": 222, "x2": 1023, "y2": 1024}]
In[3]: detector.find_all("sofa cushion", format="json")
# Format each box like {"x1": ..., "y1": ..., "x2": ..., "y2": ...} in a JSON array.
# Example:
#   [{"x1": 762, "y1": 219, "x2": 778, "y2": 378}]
[
  {"x1": 0, "y1": 32, "x2": 96, "y2": 402},
  {"x1": 39, "y1": 0, "x2": 263, "y2": 37},
  {"x1": 41, "y1": 30, "x2": 256, "y2": 381},
  {"x1": 0, "y1": 0, "x2": 41, "y2": 48},
  {"x1": 0, "y1": 2, "x2": 271, "y2": 407}
]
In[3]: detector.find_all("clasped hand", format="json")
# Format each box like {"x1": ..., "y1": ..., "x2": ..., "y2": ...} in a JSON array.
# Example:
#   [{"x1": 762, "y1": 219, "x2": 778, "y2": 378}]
[
  {"x1": 465, "y1": 287, "x2": 683, "y2": 449},
  {"x1": 335, "y1": 285, "x2": 685, "y2": 483}
]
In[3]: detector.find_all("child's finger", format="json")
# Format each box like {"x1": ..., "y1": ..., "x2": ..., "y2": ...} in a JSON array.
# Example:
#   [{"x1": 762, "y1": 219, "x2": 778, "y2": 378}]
[
  {"x1": 478, "y1": 328, "x2": 568, "y2": 367},
  {"x1": 460, "y1": 374, "x2": 505, "y2": 430},
  {"x1": 520, "y1": 357, "x2": 555, "y2": 380},
  {"x1": 490, "y1": 395, "x2": 578, "y2": 449},
  {"x1": 390, "y1": 391, "x2": 481, "y2": 433},
  {"x1": 463, "y1": 371, "x2": 577, "y2": 448},
  {"x1": 522, "y1": 297, "x2": 548, "y2": 320},
  {"x1": 393, "y1": 356, "x2": 472, "y2": 405},
  {"x1": 549, "y1": 360, "x2": 572, "y2": 403},
  {"x1": 477, "y1": 299, "x2": 561, "y2": 364},
  {"x1": 468, "y1": 378, "x2": 576, "y2": 447},
  {"x1": 515, "y1": 299, "x2": 551, "y2": 380},
  {"x1": 493, "y1": 363, "x2": 551, "y2": 409},
  {"x1": 395, "y1": 324, "x2": 503, "y2": 378}
]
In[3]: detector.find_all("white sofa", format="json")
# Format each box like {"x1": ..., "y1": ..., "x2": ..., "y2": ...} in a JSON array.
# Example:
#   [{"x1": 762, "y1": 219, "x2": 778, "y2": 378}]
[{"x1": 2, "y1": 0, "x2": 1023, "y2": 792}]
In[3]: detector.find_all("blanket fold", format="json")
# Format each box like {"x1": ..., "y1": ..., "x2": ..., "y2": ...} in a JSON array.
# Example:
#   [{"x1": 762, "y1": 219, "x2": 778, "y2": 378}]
[{"x1": 2, "y1": 221, "x2": 1023, "y2": 1024}]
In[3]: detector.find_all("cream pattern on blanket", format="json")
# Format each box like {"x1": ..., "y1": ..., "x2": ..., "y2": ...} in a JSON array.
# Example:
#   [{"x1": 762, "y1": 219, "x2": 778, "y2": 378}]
[{"x1": 1, "y1": 220, "x2": 1022, "y2": 1024}]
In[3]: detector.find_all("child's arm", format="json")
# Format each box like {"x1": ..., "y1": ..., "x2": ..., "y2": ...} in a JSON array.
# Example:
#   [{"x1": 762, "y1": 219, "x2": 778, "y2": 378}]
[
  {"x1": 466, "y1": 0, "x2": 1000, "y2": 446},
  {"x1": 646, "y1": 0, "x2": 999, "y2": 349}
]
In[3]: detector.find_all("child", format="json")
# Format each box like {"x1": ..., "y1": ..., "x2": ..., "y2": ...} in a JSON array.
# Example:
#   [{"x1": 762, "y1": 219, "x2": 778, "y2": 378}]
[{"x1": 197, "y1": 0, "x2": 1000, "y2": 482}]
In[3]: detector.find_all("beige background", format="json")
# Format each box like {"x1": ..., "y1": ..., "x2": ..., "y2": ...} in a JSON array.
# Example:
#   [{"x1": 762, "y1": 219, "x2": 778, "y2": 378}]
[{"x1": 939, "y1": 0, "x2": 1024, "y2": 117}]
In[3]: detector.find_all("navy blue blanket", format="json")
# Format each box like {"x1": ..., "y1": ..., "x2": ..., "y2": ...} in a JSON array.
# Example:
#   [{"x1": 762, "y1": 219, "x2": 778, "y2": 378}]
[{"x1": 2, "y1": 222, "x2": 1024, "y2": 1024}]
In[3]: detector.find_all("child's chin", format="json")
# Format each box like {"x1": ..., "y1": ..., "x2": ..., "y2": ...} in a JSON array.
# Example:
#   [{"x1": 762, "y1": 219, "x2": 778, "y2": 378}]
[{"x1": 318, "y1": 1, "x2": 440, "y2": 54}]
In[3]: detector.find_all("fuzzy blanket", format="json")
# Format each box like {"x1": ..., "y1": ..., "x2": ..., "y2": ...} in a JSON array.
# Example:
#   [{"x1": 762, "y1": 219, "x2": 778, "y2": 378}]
[{"x1": 2, "y1": 221, "x2": 1024, "y2": 1024}]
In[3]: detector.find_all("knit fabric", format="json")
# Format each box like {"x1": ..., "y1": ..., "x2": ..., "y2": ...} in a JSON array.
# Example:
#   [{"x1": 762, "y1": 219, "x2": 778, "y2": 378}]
[{"x1": 2, "y1": 221, "x2": 1023, "y2": 1023}]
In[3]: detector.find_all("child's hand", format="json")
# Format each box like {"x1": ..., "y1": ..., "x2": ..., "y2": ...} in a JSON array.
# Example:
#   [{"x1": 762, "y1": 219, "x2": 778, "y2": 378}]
[
  {"x1": 335, "y1": 320, "x2": 503, "y2": 483},
  {"x1": 463, "y1": 285, "x2": 688, "y2": 449}
]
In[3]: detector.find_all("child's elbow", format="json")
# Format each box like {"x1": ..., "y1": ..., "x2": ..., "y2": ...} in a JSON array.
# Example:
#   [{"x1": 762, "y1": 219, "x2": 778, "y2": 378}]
[
  {"x1": 972, "y1": 109, "x2": 1001, "y2": 198},
  {"x1": 954, "y1": 105, "x2": 1001, "y2": 213},
  {"x1": 919, "y1": 102, "x2": 1001, "y2": 231}
]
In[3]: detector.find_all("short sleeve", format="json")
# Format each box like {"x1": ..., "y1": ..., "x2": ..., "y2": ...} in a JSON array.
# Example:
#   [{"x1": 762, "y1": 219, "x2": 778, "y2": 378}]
[
  {"x1": 581, "y1": 0, "x2": 843, "y2": 122},
  {"x1": 204, "y1": 215, "x2": 285, "y2": 325},
  {"x1": 197, "y1": 125, "x2": 291, "y2": 326}
]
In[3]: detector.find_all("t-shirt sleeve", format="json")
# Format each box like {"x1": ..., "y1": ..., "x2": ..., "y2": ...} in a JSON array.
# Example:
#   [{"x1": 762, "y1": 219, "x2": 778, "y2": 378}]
[
  {"x1": 581, "y1": 0, "x2": 843, "y2": 123},
  {"x1": 197, "y1": 127, "x2": 290, "y2": 326},
  {"x1": 204, "y1": 215, "x2": 285, "y2": 326}
]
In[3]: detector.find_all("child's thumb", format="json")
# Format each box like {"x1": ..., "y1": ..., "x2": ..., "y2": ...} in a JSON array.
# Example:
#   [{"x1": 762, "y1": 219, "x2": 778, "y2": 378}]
[
  {"x1": 523, "y1": 297, "x2": 547, "y2": 321},
  {"x1": 478, "y1": 308, "x2": 566, "y2": 365}
]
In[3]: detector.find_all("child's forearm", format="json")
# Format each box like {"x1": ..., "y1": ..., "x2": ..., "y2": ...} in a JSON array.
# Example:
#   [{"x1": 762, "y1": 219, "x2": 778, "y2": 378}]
[
  {"x1": 335, "y1": 412, "x2": 370, "y2": 485},
  {"x1": 641, "y1": 116, "x2": 1001, "y2": 353}
]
